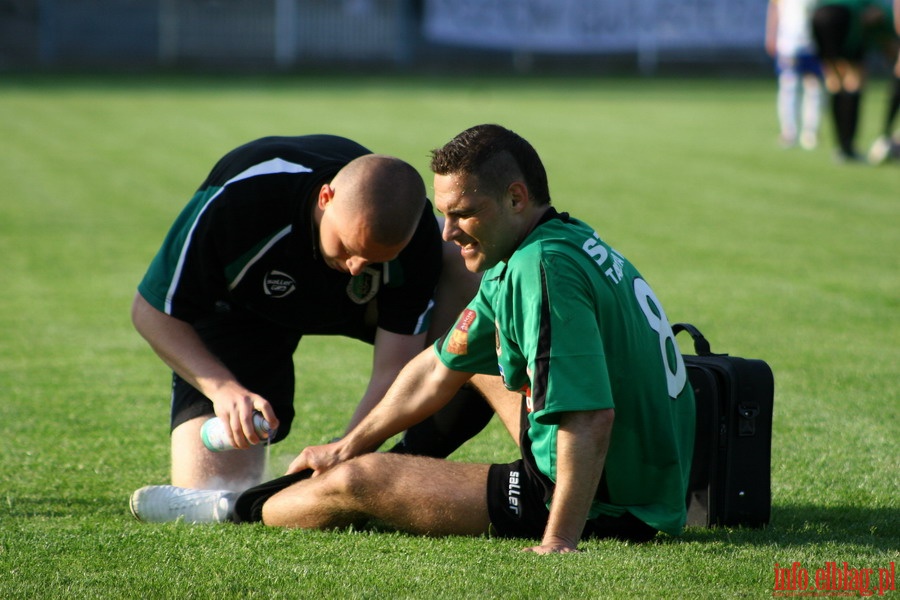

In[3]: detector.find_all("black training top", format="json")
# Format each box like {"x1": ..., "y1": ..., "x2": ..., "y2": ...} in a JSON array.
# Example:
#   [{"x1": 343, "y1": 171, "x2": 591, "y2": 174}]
[{"x1": 138, "y1": 135, "x2": 441, "y2": 339}]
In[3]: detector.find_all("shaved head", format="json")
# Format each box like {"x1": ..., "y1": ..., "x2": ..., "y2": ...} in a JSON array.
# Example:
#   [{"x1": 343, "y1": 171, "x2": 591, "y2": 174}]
[{"x1": 330, "y1": 154, "x2": 427, "y2": 246}]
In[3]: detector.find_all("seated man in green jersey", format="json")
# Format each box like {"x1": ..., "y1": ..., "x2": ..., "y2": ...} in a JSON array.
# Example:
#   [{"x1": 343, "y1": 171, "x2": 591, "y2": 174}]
[{"x1": 144, "y1": 125, "x2": 695, "y2": 554}]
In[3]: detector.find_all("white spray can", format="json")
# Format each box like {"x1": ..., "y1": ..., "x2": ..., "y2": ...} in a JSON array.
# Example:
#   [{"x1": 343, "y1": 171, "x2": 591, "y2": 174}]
[{"x1": 200, "y1": 412, "x2": 273, "y2": 452}]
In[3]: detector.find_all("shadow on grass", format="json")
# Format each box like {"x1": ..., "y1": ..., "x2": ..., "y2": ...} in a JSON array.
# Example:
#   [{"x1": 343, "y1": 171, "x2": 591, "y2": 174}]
[
  {"x1": 676, "y1": 504, "x2": 899, "y2": 550},
  {"x1": 4, "y1": 494, "x2": 897, "y2": 555}
]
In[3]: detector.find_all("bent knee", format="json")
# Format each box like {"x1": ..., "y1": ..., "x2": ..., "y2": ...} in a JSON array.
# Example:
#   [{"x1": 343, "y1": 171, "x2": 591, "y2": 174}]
[
  {"x1": 331, "y1": 454, "x2": 389, "y2": 499},
  {"x1": 260, "y1": 461, "x2": 371, "y2": 528},
  {"x1": 261, "y1": 454, "x2": 394, "y2": 528}
]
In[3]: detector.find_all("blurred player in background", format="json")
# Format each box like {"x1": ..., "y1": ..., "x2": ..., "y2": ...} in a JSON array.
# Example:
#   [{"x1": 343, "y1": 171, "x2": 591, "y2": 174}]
[
  {"x1": 812, "y1": 0, "x2": 899, "y2": 161},
  {"x1": 866, "y1": 0, "x2": 900, "y2": 163},
  {"x1": 766, "y1": 0, "x2": 824, "y2": 149}
]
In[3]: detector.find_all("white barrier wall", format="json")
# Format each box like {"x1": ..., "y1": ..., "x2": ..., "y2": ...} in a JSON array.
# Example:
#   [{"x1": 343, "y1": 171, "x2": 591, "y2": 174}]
[
  {"x1": 423, "y1": 0, "x2": 766, "y2": 53},
  {"x1": 7, "y1": 0, "x2": 767, "y2": 70}
]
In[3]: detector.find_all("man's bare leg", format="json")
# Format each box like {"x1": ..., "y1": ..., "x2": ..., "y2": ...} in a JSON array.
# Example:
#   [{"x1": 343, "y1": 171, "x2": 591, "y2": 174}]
[
  {"x1": 171, "y1": 415, "x2": 266, "y2": 491},
  {"x1": 262, "y1": 453, "x2": 491, "y2": 536}
]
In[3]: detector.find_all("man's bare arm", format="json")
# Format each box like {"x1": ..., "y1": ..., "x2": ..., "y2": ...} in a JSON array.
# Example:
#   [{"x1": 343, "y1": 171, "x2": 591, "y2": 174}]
[
  {"x1": 131, "y1": 292, "x2": 278, "y2": 446},
  {"x1": 524, "y1": 408, "x2": 614, "y2": 554}
]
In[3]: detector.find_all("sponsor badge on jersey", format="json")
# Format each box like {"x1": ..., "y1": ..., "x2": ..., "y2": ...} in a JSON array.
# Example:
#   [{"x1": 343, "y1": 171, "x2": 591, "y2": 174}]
[
  {"x1": 263, "y1": 270, "x2": 296, "y2": 298},
  {"x1": 346, "y1": 266, "x2": 381, "y2": 305},
  {"x1": 446, "y1": 309, "x2": 476, "y2": 355}
]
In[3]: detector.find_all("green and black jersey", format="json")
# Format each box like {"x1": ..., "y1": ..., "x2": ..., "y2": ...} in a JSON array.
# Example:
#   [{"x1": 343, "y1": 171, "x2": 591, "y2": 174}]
[
  {"x1": 816, "y1": 0, "x2": 897, "y2": 56},
  {"x1": 436, "y1": 209, "x2": 695, "y2": 536},
  {"x1": 139, "y1": 135, "x2": 441, "y2": 338}
]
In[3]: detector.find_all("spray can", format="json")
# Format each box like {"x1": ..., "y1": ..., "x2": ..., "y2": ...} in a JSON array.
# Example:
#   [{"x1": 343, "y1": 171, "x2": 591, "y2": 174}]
[{"x1": 200, "y1": 412, "x2": 273, "y2": 452}]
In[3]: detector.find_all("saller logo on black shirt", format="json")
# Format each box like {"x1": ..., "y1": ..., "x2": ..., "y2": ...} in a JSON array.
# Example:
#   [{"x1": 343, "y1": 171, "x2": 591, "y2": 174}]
[{"x1": 263, "y1": 270, "x2": 296, "y2": 298}]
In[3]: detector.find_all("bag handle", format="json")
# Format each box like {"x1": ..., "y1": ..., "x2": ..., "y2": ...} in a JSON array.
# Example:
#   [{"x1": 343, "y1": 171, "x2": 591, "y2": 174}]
[{"x1": 672, "y1": 322, "x2": 714, "y2": 356}]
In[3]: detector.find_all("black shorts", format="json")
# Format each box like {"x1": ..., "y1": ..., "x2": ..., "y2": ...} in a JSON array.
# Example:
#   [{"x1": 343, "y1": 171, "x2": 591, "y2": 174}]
[
  {"x1": 812, "y1": 5, "x2": 863, "y2": 62},
  {"x1": 170, "y1": 310, "x2": 304, "y2": 443},
  {"x1": 487, "y1": 460, "x2": 658, "y2": 543}
]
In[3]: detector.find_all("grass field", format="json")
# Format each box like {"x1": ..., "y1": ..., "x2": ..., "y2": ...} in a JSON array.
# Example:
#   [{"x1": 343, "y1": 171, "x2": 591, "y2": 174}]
[{"x1": 0, "y1": 73, "x2": 897, "y2": 599}]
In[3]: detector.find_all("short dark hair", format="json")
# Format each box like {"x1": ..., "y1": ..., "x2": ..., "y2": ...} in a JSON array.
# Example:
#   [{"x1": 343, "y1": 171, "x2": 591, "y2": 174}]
[{"x1": 430, "y1": 124, "x2": 551, "y2": 205}]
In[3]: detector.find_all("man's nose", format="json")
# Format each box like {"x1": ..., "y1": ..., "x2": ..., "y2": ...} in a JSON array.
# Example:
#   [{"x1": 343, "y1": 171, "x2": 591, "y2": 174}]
[
  {"x1": 346, "y1": 257, "x2": 368, "y2": 276},
  {"x1": 442, "y1": 217, "x2": 459, "y2": 242}
]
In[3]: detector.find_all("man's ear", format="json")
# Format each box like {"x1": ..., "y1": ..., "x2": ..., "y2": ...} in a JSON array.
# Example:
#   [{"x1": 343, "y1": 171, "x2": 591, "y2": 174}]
[
  {"x1": 508, "y1": 181, "x2": 529, "y2": 212},
  {"x1": 317, "y1": 183, "x2": 335, "y2": 210}
]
